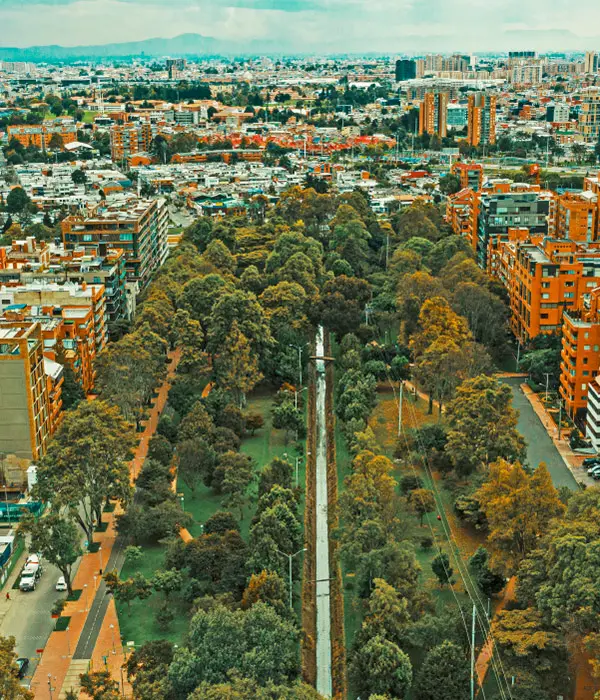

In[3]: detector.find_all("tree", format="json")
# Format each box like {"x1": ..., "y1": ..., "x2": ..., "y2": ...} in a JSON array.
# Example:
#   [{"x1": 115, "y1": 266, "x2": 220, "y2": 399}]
[
  {"x1": 468, "y1": 546, "x2": 506, "y2": 597},
  {"x1": 6, "y1": 187, "x2": 31, "y2": 214},
  {"x1": 189, "y1": 677, "x2": 323, "y2": 699},
  {"x1": 178, "y1": 438, "x2": 216, "y2": 492},
  {"x1": 431, "y1": 552, "x2": 453, "y2": 586},
  {"x1": 203, "y1": 239, "x2": 236, "y2": 273},
  {"x1": 104, "y1": 570, "x2": 152, "y2": 614},
  {"x1": 178, "y1": 401, "x2": 215, "y2": 443},
  {"x1": 126, "y1": 639, "x2": 175, "y2": 700},
  {"x1": 215, "y1": 321, "x2": 263, "y2": 408},
  {"x1": 272, "y1": 401, "x2": 305, "y2": 443},
  {"x1": 245, "y1": 412, "x2": 264, "y2": 436},
  {"x1": 152, "y1": 569, "x2": 183, "y2": 601},
  {"x1": 349, "y1": 635, "x2": 412, "y2": 699},
  {"x1": 409, "y1": 488, "x2": 436, "y2": 525},
  {"x1": 71, "y1": 169, "x2": 87, "y2": 185},
  {"x1": 35, "y1": 400, "x2": 135, "y2": 544},
  {"x1": 445, "y1": 375, "x2": 526, "y2": 473},
  {"x1": 414, "y1": 641, "x2": 470, "y2": 700},
  {"x1": 314, "y1": 275, "x2": 371, "y2": 337},
  {"x1": 55, "y1": 342, "x2": 85, "y2": 409},
  {"x1": 147, "y1": 434, "x2": 174, "y2": 467},
  {"x1": 0, "y1": 635, "x2": 34, "y2": 699},
  {"x1": 258, "y1": 457, "x2": 293, "y2": 497},
  {"x1": 249, "y1": 501, "x2": 302, "y2": 579},
  {"x1": 242, "y1": 570, "x2": 288, "y2": 617},
  {"x1": 48, "y1": 133, "x2": 65, "y2": 151},
  {"x1": 359, "y1": 578, "x2": 411, "y2": 648},
  {"x1": 167, "y1": 603, "x2": 299, "y2": 695},
  {"x1": 476, "y1": 460, "x2": 564, "y2": 571},
  {"x1": 356, "y1": 541, "x2": 421, "y2": 609},
  {"x1": 220, "y1": 452, "x2": 254, "y2": 519},
  {"x1": 79, "y1": 671, "x2": 120, "y2": 700},
  {"x1": 203, "y1": 510, "x2": 240, "y2": 535},
  {"x1": 438, "y1": 173, "x2": 462, "y2": 195},
  {"x1": 19, "y1": 513, "x2": 82, "y2": 596}
]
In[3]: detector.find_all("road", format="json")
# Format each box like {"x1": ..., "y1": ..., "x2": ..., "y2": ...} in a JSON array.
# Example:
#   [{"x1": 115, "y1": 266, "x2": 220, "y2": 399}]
[
  {"x1": 1, "y1": 557, "x2": 70, "y2": 686},
  {"x1": 314, "y1": 326, "x2": 332, "y2": 697},
  {"x1": 73, "y1": 536, "x2": 127, "y2": 658},
  {"x1": 501, "y1": 377, "x2": 579, "y2": 490}
]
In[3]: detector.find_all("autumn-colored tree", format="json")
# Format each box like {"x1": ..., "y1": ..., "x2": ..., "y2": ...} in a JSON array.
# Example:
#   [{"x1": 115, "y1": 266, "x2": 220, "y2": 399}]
[
  {"x1": 0, "y1": 635, "x2": 34, "y2": 699},
  {"x1": 241, "y1": 570, "x2": 288, "y2": 617},
  {"x1": 409, "y1": 296, "x2": 472, "y2": 359},
  {"x1": 80, "y1": 671, "x2": 120, "y2": 699},
  {"x1": 178, "y1": 400, "x2": 215, "y2": 443},
  {"x1": 476, "y1": 460, "x2": 564, "y2": 571},
  {"x1": 445, "y1": 375, "x2": 526, "y2": 473},
  {"x1": 359, "y1": 578, "x2": 411, "y2": 648},
  {"x1": 259, "y1": 281, "x2": 308, "y2": 333}
]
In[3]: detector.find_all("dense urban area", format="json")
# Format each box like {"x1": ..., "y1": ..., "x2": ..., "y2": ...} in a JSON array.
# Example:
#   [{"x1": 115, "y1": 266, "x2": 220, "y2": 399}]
[{"x1": 1, "y1": 40, "x2": 600, "y2": 700}]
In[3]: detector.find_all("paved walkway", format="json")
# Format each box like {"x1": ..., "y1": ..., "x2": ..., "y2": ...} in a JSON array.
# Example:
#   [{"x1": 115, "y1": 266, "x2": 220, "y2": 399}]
[{"x1": 30, "y1": 348, "x2": 181, "y2": 698}]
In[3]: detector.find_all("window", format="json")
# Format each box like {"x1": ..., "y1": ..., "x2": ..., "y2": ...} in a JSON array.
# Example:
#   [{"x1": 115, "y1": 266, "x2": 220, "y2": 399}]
[
  {"x1": 542, "y1": 293, "x2": 550, "y2": 299},
  {"x1": 83, "y1": 234, "x2": 92, "y2": 242},
  {"x1": 585, "y1": 345, "x2": 591, "y2": 351},
  {"x1": 564, "y1": 293, "x2": 574, "y2": 298},
  {"x1": 119, "y1": 233, "x2": 134, "y2": 241},
  {"x1": 583, "y1": 384, "x2": 588, "y2": 391}
]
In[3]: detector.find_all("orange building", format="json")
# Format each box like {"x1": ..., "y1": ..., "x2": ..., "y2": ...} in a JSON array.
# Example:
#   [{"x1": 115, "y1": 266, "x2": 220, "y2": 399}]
[
  {"x1": 451, "y1": 162, "x2": 483, "y2": 191},
  {"x1": 467, "y1": 93, "x2": 497, "y2": 147},
  {"x1": 418, "y1": 92, "x2": 448, "y2": 138},
  {"x1": 560, "y1": 289, "x2": 600, "y2": 419},
  {"x1": 110, "y1": 122, "x2": 154, "y2": 162},
  {"x1": 6, "y1": 123, "x2": 77, "y2": 150},
  {"x1": 0, "y1": 321, "x2": 53, "y2": 460},
  {"x1": 556, "y1": 191, "x2": 599, "y2": 242},
  {"x1": 446, "y1": 187, "x2": 480, "y2": 252}
]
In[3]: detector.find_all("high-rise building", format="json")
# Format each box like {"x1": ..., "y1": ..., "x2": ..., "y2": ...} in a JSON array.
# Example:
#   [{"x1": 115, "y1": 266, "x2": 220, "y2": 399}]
[
  {"x1": 546, "y1": 102, "x2": 571, "y2": 123},
  {"x1": 418, "y1": 92, "x2": 448, "y2": 138},
  {"x1": 579, "y1": 88, "x2": 600, "y2": 143},
  {"x1": 110, "y1": 122, "x2": 154, "y2": 162},
  {"x1": 584, "y1": 51, "x2": 599, "y2": 74},
  {"x1": 0, "y1": 321, "x2": 53, "y2": 460},
  {"x1": 62, "y1": 199, "x2": 169, "y2": 290},
  {"x1": 166, "y1": 58, "x2": 187, "y2": 80},
  {"x1": 467, "y1": 93, "x2": 497, "y2": 146},
  {"x1": 511, "y1": 63, "x2": 543, "y2": 84},
  {"x1": 395, "y1": 59, "x2": 416, "y2": 82}
]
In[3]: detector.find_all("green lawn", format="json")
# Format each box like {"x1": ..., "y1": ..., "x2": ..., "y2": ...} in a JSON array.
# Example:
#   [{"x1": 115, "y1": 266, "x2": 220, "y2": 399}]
[{"x1": 116, "y1": 545, "x2": 189, "y2": 647}]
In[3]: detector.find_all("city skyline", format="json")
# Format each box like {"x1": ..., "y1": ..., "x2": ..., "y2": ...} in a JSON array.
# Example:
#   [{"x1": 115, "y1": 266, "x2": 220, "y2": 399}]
[{"x1": 2, "y1": 0, "x2": 600, "y2": 53}]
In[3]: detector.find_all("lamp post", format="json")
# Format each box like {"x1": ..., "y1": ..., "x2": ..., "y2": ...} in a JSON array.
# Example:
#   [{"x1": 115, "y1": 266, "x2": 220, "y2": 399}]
[
  {"x1": 98, "y1": 546, "x2": 103, "y2": 573},
  {"x1": 289, "y1": 344, "x2": 306, "y2": 388},
  {"x1": 295, "y1": 456, "x2": 302, "y2": 489},
  {"x1": 84, "y1": 583, "x2": 88, "y2": 612},
  {"x1": 110, "y1": 623, "x2": 116, "y2": 654},
  {"x1": 276, "y1": 547, "x2": 307, "y2": 610}
]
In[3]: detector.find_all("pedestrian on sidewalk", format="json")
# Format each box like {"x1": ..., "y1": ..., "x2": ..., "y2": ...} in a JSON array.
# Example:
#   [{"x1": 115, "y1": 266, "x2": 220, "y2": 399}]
[{"x1": 5, "y1": 592, "x2": 9, "y2": 601}]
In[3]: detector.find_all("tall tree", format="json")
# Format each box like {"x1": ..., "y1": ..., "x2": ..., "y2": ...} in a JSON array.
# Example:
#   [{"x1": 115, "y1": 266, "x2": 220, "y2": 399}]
[
  {"x1": 19, "y1": 513, "x2": 82, "y2": 595},
  {"x1": 215, "y1": 321, "x2": 263, "y2": 407},
  {"x1": 35, "y1": 401, "x2": 135, "y2": 543},
  {"x1": 445, "y1": 375, "x2": 526, "y2": 473},
  {"x1": 349, "y1": 635, "x2": 412, "y2": 699},
  {"x1": 414, "y1": 641, "x2": 470, "y2": 700}
]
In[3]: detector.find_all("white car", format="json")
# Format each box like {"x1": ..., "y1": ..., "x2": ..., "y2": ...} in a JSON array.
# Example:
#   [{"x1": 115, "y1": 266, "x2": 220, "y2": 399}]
[{"x1": 55, "y1": 576, "x2": 67, "y2": 592}]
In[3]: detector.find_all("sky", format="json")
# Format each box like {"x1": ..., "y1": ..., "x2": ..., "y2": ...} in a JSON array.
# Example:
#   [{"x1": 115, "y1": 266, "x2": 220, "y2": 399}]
[{"x1": 1, "y1": 0, "x2": 600, "y2": 51}]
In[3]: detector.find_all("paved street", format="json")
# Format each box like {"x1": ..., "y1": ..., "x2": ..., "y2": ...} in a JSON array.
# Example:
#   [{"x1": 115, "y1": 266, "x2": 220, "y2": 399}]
[
  {"x1": 0, "y1": 557, "x2": 72, "y2": 687},
  {"x1": 501, "y1": 377, "x2": 579, "y2": 490}
]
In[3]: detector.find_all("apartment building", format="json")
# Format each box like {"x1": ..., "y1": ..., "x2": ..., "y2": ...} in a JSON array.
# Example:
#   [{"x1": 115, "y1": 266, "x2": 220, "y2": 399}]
[
  {"x1": 0, "y1": 281, "x2": 107, "y2": 355},
  {"x1": 6, "y1": 123, "x2": 77, "y2": 150},
  {"x1": 395, "y1": 59, "x2": 416, "y2": 82},
  {"x1": 584, "y1": 51, "x2": 599, "y2": 74},
  {"x1": 0, "y1": 321, "x2": 53, "y2": 461},
  {"x1": 560, "y1": 288, "x2": 600, "y2": 419},
  {"x1": 477, "y1": 189, "x2": 552, "y2": 272},
  {"x1": 467, "y1": 93, "x2": 497, "y2": 147},
  {"x1": 418, "y1": 92, "x2": 448, "y2": 138},
  {"x1": 62, "y1": 198, "x2": 169, "y2": 290},
  {"x1": 110, "y1": 122, "x2": 154, "y2": 162},
  {"x1": 579, "y1": 88, "x2": 600, "y2": 144},
  {"x1": 556, "y1": 191, "x2": 599, "y2": 242},
  {"x1": 495, "y1": 233, "x2": 600, "y2": 343},
  {"x1": 585, "y1": 375, "x2": 600, "y2": 450},
  {"x1": 451, "y1": 162, "x2": 483, "y2": 192}
]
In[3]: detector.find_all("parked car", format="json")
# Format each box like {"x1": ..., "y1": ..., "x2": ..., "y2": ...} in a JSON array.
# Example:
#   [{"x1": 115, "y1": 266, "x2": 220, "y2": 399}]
[
  {"x1": 587, "y1": 464, "x2": 600, "y2": 475},
  {"x1": 592, "y1": 471, "x2": 600, "y2": 481},
  {"x1": 55, "y1": 577, "x2": 67, "y2": 592},
  {"x1": 15, "y1": 658, "x2": 28, "y2": 679},
  {"x1": 582, "y1": 456, "x2": 600, "y2": 467},
  {"x1": 19, "y1": 565, "x2": 38, "y2": 592}
]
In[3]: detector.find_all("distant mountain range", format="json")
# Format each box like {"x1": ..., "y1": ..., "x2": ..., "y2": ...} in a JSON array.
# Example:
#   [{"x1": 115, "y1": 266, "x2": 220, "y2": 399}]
[
  {"x1": 0, "y1": 33, "x2": 284, "y2": 63},
  {"x1": 0, "y1": 30, "x2": 599, "y2": 63}
]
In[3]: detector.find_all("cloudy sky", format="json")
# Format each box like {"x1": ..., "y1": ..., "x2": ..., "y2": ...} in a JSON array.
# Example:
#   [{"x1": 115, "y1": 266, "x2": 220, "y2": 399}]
[{"x1": 1, "y1": 0, "x2": 600, "y2": 50}]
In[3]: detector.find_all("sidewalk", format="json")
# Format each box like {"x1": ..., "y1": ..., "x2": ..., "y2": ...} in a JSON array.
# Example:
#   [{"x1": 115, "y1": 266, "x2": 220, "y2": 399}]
[
  {"x1": 521, "y1": 384, "x2": 592, "y2": 487},
  {"x1": 30, "y1": 348, "x2": 181, "y2": 698}
]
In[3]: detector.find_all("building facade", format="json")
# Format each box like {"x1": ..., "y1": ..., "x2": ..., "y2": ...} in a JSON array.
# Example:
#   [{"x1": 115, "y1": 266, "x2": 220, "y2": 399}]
[
  {"x1": 467, "y1": 93, "x2": 497, "y2": 147},
  {"x1": 418, "y1": 92, "x2": 448, "y2": 138}
]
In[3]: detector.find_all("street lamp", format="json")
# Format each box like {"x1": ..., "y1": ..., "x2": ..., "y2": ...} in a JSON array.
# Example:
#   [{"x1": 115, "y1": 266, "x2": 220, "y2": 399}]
[
  {"x1": 295, "y1": 456, "x2": 303, "y2": 489},
  {"x1": 289, "y1": 344, "x2": 307, "y2": 388},
  {"x1": 110, "y1": 623, "x2": 116, "y2": 654},
  {"x1": 84, "y1": 583, "x2": 89, "y2": 612},
  {"x1": 276, "y1": 547, "x2": 307, "y2": 609},
  {"x1": 98, "y1": 546, "x2": 103, "y2": 573}
]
